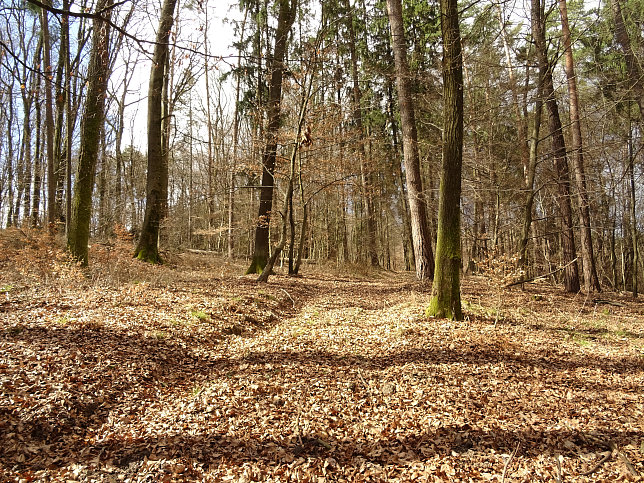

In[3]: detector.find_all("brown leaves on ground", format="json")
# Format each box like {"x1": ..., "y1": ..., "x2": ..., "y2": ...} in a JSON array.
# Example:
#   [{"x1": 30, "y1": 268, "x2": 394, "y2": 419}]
[{"x1": 1, "y1": 234, "x2": 643, "y2": 481}]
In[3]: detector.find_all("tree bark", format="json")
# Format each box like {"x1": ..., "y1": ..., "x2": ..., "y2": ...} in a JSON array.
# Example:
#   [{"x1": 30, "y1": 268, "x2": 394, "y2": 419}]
[
  {"x1": 40, "y1": 0, "x2": 58, "y2": 227},
  {"x1": 628, "y1": 118, "x2": 638, "y2": 297},
  {"x1": 532, "y1": 0, "x2": 580, "y2": 293},
  {"x1": 386, "y1": 0, "x2": 434, "y2": 280},
  {"x1": 610, "y1": 0, "x2": 643, "y2": 114},
  {"x1": 67, "y1": 0, "x2": 112, "y2": 265},
  {"x1": 134, "y1": 0, "x2": 178, "y2": 263},
  {"x1": 32, "y1": 76, "x2": 42, "y2": 227},
  {"x1": 246, "y1": 0, "x2": 297, "y2": 274},
  {"x1": 426, "y1": 0, "x2": 464, "y2": 320},
  {"x1": 518, "y1": 83, "x2": 542, "y2": 270},
  {"x1": 559, "y1": 0, "x2": 601, "y2": 292},
  {"x1": 229, "y1": 8, "x2": 248, "y2": 259},
  {"x1": 5, "y1": 82, "x2": 15, "y2": 227},
  {"x1": 52, "y1": 0, "x2": 69, "y2": 225}
]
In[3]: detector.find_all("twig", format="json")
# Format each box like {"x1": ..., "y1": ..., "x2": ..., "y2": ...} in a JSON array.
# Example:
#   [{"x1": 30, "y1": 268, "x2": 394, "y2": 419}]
[
  {"x1": 295, "y1": 388, "x2": 307, "y2": 446},
  {"x1": 579, "y1": 451, "x2": 612, "y2": 476},
  {"x1": 357, "y1": 368, "x2": 370, "y2": 393},
  {"x1": 555, "y1": 453, "x2": 564, "y2": 482},
  {"x1": 505, "y1": 257, "x2": 579, "y2": 288},
  {"x1": 609, "y1": 441, "x2": 641, "y2": 478},
  {"x1": 281, "y1": 288, "x2": 296, "y2": 309},
  {"x1": 501, "y1": 442, "x2": 520, "y2": 483},
  {"x1": 592, "y1": 299, "x2": 626, "y2": 307},
  {"x1": 315, "y1": 437, "x2": 332, "y2": 450}
]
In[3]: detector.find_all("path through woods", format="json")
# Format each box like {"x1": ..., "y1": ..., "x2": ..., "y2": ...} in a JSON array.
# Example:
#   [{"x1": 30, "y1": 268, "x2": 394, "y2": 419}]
[{"x1": 0, "y1": 235, "x2": 643, "y2": 481}]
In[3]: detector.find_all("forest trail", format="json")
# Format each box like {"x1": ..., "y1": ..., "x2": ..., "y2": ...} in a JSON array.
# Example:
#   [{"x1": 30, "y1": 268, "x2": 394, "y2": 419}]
[{"x1": 1, "y1": 246, "x2": 643, "y2": 481}]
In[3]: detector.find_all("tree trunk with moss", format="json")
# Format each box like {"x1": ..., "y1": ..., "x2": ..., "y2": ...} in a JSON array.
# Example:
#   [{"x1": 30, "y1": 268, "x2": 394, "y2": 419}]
[
  {"x1": 426, "y1": 0, "x2": 464, "y2": 320},
  {"x1": 246, "y1": 0, "x2": 297, "y2": 274},
  {"x1": 134, "y1": 0, "x2": 178, "y2": 264},
  {"x1": 67, "y1": 0, "x2": 111, "y2": 265}
]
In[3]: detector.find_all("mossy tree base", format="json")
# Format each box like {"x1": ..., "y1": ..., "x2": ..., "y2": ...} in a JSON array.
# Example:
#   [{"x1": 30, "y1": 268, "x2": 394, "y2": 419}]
[
  {"x1": 426, "y1": 253, "x2": 462, "y2": 320},
  {"x1": 135, "y1": 248, "x2": 162, "y2": 264},
  {"x1": 246, "y1": 254, "x2": 268, "y2": 275},
  {"x1": 426, "y1": 291, "x2": 462, "y2": 320}
]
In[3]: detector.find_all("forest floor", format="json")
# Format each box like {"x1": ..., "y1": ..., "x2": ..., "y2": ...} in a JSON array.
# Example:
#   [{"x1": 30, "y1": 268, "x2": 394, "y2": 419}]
[{"x1": 0, "y1": 229, "x2": 643, "y2": 482}]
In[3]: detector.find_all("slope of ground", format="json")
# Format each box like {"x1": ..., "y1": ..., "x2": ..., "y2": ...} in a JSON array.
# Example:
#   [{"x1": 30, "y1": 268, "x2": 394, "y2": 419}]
[{"x1": 0, "y1": 232, "x2": 642, "y2": 481}]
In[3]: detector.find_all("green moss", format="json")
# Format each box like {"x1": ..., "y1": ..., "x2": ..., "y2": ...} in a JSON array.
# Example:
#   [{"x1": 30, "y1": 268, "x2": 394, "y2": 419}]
[
  {"x1": 153, "y1": 330, "x2": 168, "y2": 340},
  {"x1": 426, "y1": 296, "x2": 462, "y2": 320},
  {"x1": 135, "y1": 248, "x2": 161, "y2": 264},
  {"x1": 246, "y1": 254, "x2": 267, "y2": 275},
  {"x1": 191, "y1": 310, "x2": 209, "y2": 321}
]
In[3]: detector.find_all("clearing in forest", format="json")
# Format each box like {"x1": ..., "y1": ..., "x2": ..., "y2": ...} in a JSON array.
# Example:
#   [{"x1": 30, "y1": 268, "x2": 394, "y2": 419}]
[{"x1": 0, "y1": 235, "x2": 643, "y2": 481}]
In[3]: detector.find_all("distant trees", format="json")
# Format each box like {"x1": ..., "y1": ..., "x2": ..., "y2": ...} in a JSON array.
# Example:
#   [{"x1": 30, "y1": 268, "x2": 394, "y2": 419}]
[{"x1": 0, "y1": 0, "x2": 640, "y2": 295}]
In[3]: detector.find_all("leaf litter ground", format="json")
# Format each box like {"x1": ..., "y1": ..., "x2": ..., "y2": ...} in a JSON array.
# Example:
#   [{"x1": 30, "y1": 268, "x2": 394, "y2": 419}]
[{"x1": 1, "y1": 236, "x2": 643, "y2": 481}]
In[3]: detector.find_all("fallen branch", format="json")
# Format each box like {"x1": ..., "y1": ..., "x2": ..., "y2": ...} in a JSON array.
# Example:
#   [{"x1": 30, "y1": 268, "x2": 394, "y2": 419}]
[
  {"x1": 505, "y1": 258, "x2": 579, "y2": 288},
  {"x1": 501, "y1": 442, "x2": 520, "y2": 483},
  {"x1": 281, "y1": 289, "x2": 296, "y2": 309},
  {"x1": 592, "y1": 299, "x2": 626, "y2": 307},
  {"x1": 555, "y1": 454, "x2": 564, "y2": 483},
  {"x1": 609, "y1": 441, "x2": 641, "y2": 478},
  {"x1": 579, "y1": 451, "x2": 611, "y2": 476}
]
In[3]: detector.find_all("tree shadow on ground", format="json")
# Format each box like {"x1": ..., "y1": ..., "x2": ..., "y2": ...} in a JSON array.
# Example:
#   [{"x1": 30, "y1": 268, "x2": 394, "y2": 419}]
[
  {"x1": 39, "y1": 425, "x2": 644, "y2": 478},
  {"x1": 237, "y1": 345, "x2": 643, "y2": 376}
]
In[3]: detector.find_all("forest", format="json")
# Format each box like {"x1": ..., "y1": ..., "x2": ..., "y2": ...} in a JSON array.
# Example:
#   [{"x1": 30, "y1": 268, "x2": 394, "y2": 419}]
[
  {"x1": 0, "y1": 0, "x2": 641, "y2": 295},
  {"x1": 0, "y1": 0, "x2": 643, "y2": 480}
]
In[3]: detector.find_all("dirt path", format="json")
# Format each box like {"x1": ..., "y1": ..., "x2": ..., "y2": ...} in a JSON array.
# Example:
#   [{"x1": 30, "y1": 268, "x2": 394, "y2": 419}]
[{"x1": 1, "y1": 257, "x2": 643, "y2": 481}]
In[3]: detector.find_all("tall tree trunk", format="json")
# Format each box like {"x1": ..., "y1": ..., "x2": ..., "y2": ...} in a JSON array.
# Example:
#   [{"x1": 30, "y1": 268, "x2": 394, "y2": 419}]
[
  {"x1": 6, "y1": 84, "x2": 15, "y2": 227},
  {"x1": 344, "y1": 0, "x2": 379, "y2": 267},
  {"x1": 134, "y1": 0, "x2": 178, "y2": 263},
  {"x1": 386, "y1": 0, "x2": 434, "y2": 280},
  {"x1": 229, "y1": 8, "x2": 248, "y2": 259},
  {"x1": 610, "y1": 0, "x2": 643, "y2": 114},
  {"x1": 427, "y1": 0, "x2": 464, "y2": 320},
  {"x1": 385, "y1": 80, "x2": 414, "y2": 271},
  {"x1": 114, "y1": 61, "x2": 133, "y2": 225},
  {"x1": 67, "y1": 0, "x2": 112, "y2": 265},
  {"x1": 32, "y1": 90, "x2": 43, "y2": 226},
  {"x1": 40, "y1": 0, "x2": 57, "y2": 226},
  {"x1": 560, "y1": 0, "x2": 601, "y2": 292},
  {"x1": 246, "y1": 0, "x2": 297, "y2": 274},
  {"x1": 257, "y1": 98, "x2": 309, "y2": 282},
  {"x1": 17, "y1": 37, "x2": 42, "y2": 227},
  {"x1": 497, "y1": 4, "x2": 529, "y2": 172},
  {"x1": 610, "y1": 0, "x2": 640, "y2": 297},
  {"x1": 532, "y1": 0, "x2": 580, "y2": 292},
  {"x1": 518, "y1": 80, "x2": 543, "y2": 270},
  {"x1": 52, "y1": 0, "x2": 69, "y2": 225},
  {"x1": 628, "y1": 118, "x2": 638, "y2": 297},
  {"x1": 203, "y1": 2, "x2": 216, "y2": 248}
]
